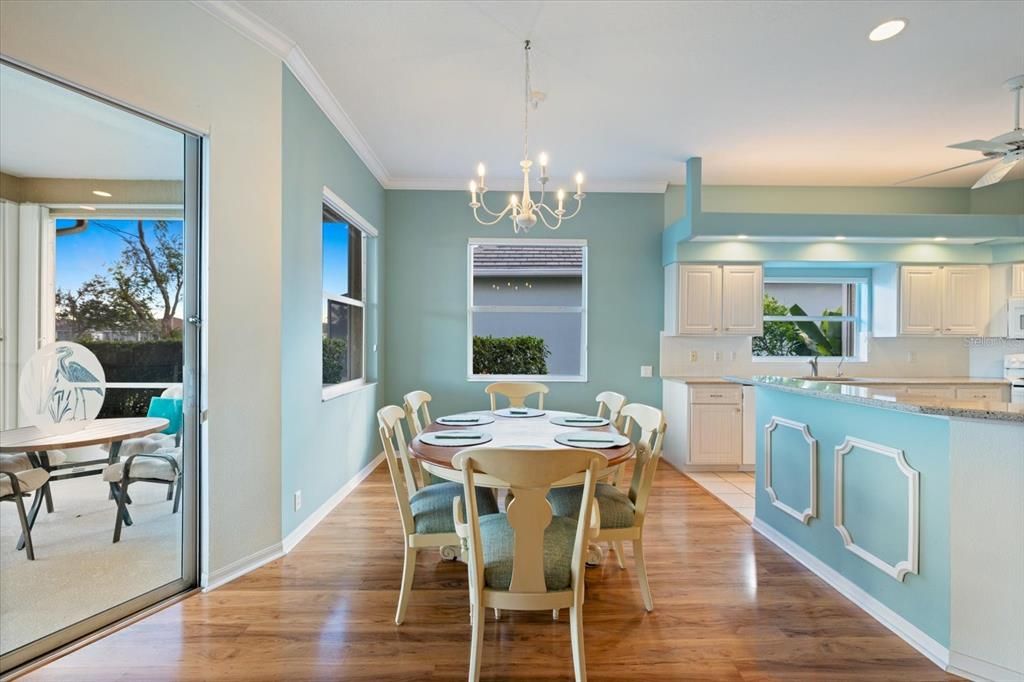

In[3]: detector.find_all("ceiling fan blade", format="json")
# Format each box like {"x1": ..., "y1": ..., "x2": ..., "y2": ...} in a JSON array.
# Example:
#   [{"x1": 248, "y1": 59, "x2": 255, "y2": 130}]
[
  {"x1": 894, "y1": 157, "x2": 996, "y2": 185},
  {"x1": 971, "y1": 152, "x2": 1023, "y2": 189},
  {"x1": 989, "y1": 128, "x2": 1024, "y2": 145},
  {"x1": 947, "y1": 139, "x2": 1012, "y2": 153}
]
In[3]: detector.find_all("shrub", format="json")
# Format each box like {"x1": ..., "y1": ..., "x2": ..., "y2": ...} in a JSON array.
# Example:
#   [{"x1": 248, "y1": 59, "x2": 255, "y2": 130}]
[
  {"x1": 79, "y1": 339, "x2": 183, "y2": 382},
  {"x1": 323, "y1": 336, "x2": 347, "y2": 384},
  {"x1": 473, "y1": 335, "x2": 549, "y2": 375}
]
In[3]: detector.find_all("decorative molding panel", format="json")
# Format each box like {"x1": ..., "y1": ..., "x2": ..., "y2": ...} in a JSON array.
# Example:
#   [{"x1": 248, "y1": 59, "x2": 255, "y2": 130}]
[
  {"x1": 764, "y1": 416, "x2": 817, "y2": 524},
  {"x1": 834, "y1": 436, "x2": 920, "y2": 582}
]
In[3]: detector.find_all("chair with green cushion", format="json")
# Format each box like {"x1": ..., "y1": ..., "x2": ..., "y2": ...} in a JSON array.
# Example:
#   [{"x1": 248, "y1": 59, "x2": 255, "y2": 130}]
[
  {"x1": 453, "y1": 447, "x2": 603, "y2": 682},
  {"x1": 377, "y1": 405, "x2": 498, "y2": 625},
  {"x1": 547, "y1": 402, "x2": 666, "y2": 611}
]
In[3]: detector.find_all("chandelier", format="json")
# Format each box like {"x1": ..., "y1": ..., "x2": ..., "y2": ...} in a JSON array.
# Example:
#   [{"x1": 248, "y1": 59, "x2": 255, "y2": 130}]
[{"x1": 468, "y1": 40, "x2": 585, "y2": 232}]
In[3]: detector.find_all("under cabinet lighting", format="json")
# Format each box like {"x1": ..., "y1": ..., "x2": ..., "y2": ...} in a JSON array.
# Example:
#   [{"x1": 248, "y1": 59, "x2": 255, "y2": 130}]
[
  {"x1": 934, "y1": 236, "x2": 948, "y2": 242},
  {"x1": 736, "y1": 234, "x2": 749, "y2": 240},
  {"x1": 91, "y1": 190, "x2": 112, "y2": 197},
  {"x1": 78, "y1": 205, "x2": 96, "y2": 211},
  {"x1": 834, "y1": 236, "x2": 847, "y2": 240},
  {"x1": 869, "y1": 18, "x2": 907, "y2": 42}
]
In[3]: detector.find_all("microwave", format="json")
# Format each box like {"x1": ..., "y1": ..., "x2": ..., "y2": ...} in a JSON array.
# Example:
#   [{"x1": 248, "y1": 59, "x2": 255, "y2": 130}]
[{"x1": 1009, "y1": 297, "x2": 1024, "y2": 339}]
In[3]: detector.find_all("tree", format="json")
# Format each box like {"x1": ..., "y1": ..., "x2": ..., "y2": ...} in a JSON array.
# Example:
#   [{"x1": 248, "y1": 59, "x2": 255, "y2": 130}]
[
  {"x1": 752, "y1": 295, "x2": 815, "y2": 357},
  {"x1": 56, "y1": 274, "x2": 147, "y2": 337}
]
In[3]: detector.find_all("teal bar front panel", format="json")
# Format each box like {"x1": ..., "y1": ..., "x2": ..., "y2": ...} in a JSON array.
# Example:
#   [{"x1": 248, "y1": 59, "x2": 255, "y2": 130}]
[{"x1": 755, "y1": 387, "x2": 951, "y2": 647}]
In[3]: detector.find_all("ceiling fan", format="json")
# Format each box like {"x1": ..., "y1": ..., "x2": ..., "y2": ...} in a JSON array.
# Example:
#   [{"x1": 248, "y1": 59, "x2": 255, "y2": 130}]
[{"x1": 897, "y1": 75, "x2": 1024, "y2": 189}]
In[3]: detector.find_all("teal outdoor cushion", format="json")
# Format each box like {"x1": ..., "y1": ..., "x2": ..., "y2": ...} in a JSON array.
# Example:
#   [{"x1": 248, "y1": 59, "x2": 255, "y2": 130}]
[
  {"x1": 410, "y1": 482, "x2": 498, "y2": 535},
  {"x1": 148, "y1": 397, "x2": 183, "y2": 435},
  {"x1": 479, "y1": 513, "x2": 578, "y2": 591},
  {"x1": 547, "y1": 483, "x2": 635, "y2": 529}
]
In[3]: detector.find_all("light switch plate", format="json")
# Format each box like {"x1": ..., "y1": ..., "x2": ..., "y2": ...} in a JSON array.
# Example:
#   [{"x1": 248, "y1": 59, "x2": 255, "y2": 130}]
[
  {"x1": 293, "y1": 490, "x2": 302, "y2": 512},
  {"x1": 640, "y1": 365, "x2": 653, "y2": 377},
  {"x1": 689, "y1": 351, "x2": 698, "y2": 362}
]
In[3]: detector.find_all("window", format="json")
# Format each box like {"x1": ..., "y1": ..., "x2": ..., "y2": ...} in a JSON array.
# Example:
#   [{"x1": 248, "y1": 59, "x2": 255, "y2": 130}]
[
  {"x1": 468, "y1": 239, "x2": 587, "y2": 381},
  {"x1": 322, "y1": 190, "x2": 374, "y2": 396},
  {"x1": 753, "y1": 278, "x2": 863, "y2": 360}
]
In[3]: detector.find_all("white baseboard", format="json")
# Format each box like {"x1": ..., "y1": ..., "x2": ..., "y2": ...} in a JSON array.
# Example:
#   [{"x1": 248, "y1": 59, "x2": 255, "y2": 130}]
[
  {"x1": 202, "y1": 452, "x2": 384, "y2": 591},
  {"x1": 282, "y1": 452, "x2": 384, "y2": 553},
  {"x1": 947, "y1": 651, "x2": 1024, "y2": 682},
  {"x1": 751, "y1": 518, "x2": 950, "y2": 671},
  {"x1": 202, "y1": 542, "x2": 284, "y2": 591}
]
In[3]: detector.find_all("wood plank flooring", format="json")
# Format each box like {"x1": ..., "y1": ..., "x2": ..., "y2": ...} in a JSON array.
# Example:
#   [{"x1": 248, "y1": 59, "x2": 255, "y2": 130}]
[{"x1": 23, "y1": 462, "x2": 955, "y2": 681}]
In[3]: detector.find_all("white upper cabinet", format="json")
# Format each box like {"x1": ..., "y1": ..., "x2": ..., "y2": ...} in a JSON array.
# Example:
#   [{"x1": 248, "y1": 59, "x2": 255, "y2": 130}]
[
  {"x1": 900, "y1": 266, "x2": 943, "y2": 335},
  {"x1": 1012, "y1": 263, "x2": 1024, "y2": 297},
  {"x1": 898, "y1": 265, "x2": 988, "y2": 336},
  {"x1": 721, "y1": 265, "x2": 764, "y2": 335},
  {"x1": 666, "y1": 264, "x2": 763, "y2": 336},
  {"x1": 677, "y1": 265, "x2": 721, "y2": 334},
  {"x1": 942, "y1": 266, "x2": 988, "y2": 336}
]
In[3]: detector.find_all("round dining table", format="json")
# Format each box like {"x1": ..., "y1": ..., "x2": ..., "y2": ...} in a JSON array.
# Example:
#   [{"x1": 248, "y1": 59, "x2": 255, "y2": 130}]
[{"x1": 408, "y1": 409, "x2": 634, "y2": 488}]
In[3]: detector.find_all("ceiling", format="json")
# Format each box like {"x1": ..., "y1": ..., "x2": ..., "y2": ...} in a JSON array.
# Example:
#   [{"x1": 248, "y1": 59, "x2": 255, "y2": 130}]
[
  {"x1": 236, "y1": 0, "x2": 1024, "y2": 190},
  {"x1": 0, "y1": 64, "x2": 183, "y2": 181}
]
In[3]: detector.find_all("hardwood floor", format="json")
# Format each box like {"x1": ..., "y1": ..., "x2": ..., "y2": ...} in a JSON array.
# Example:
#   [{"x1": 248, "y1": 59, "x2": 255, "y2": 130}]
[{"x1": 23, "y1": 462, "x2": 954, "y2": 681}]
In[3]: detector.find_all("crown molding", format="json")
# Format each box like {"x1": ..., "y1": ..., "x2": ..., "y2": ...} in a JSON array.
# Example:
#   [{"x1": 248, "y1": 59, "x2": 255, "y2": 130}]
[
  {"x1": 192, "y1": 1, "x2": 668, "y2": 195},
  {"x1": 192, "y1": 0, "x2": 390, "y2": 186},
  {"x1": 385, "y1": 177, "x2": 668, "y2": 194}
]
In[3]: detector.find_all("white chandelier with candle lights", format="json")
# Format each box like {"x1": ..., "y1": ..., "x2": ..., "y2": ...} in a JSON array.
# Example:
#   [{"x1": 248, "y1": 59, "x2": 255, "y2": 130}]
[{"x1": 469, "y1": 40, "x2": 585, "y2": 233}]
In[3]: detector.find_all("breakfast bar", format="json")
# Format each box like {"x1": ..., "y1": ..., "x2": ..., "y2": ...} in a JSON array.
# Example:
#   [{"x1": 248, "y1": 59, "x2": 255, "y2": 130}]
[{"x1": 730, "y1": 376, "x2": 1023, "y2": 681}]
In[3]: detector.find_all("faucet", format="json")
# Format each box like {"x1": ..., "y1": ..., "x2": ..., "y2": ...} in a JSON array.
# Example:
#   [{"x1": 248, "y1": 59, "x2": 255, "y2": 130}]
[
  {"x1": 836, "y1": 356, "x2": 846, "y2": 378},
  {"x1": 808, "y1": 356, "x2": 819, "y2": 377}
]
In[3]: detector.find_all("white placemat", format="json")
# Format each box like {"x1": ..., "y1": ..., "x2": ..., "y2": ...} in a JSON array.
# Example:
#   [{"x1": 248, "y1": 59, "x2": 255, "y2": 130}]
[
  {"x1": 554, "y1": 431, "x2": 630, "y2": 449},
  {"x1": 549, "y1": 414, "x2": 610, "y2": 428},
  {"x1": 493, "y1": 407, "x2": 546, "y2": 418},
  {"x1": 436, "y1": 413, "x2": 496, "y2": 426},
  {"x1": 420, "y1": 430, "x2": 494, "y2": 447}
]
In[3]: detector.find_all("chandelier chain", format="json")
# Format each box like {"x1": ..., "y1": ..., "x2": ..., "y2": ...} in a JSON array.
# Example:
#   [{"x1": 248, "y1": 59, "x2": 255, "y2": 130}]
[{"x1": 523, "y1": 40, "x2": 531, "y2": 162}]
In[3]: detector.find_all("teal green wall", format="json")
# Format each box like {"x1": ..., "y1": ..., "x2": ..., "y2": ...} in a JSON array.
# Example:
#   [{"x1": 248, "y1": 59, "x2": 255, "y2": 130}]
[
  {"x1": 281, "y1": 68, "x2": 385, "y2": 536},
  {"x1": 382, "y1": 190, "x2": 663, "y2": 416},
  {"x1": 970, "y1": 179, "x2": 1024, "y2": 215},
  {"x1": 756, "y1": 388, "x2": 951, "y2": 646}
]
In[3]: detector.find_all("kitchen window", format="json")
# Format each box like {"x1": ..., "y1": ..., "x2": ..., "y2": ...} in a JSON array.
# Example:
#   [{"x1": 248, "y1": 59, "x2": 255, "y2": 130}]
[
  {"x1": 322, "y1": 188, "x2": 375, "y2": 398},
  {"x1": 467, "y1": 238, "x2": 587, "y2": 381},
  {"x1": 753, "y1": 278, "x2": 864, "y2": 360}
]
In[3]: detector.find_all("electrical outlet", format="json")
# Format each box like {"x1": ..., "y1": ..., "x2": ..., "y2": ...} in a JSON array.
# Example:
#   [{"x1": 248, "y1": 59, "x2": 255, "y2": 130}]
[
  {"x1": 906, "y1": 351, "x2": 916, "y2": 363},
  {"x1": 640, "y1": 365, "x2": 653, "y2": 378},
  {"x1": 730, "y1": 351, "x2": 738, "y2": 361},
  {"x1": 713, "y1": 351, "x2": 722, "y2": 362},
  {"x1": 293, "y1": 490, "x2": 302, "y2": 512},
  {"x1": 689, "y1": 351, "x2": 698, "y2": 363}
]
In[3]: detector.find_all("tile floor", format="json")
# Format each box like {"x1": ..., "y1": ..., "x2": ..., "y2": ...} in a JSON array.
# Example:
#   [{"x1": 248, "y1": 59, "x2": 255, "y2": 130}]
[{"x1": 684, "y1": 470, "x2": 755, "y2": 522}]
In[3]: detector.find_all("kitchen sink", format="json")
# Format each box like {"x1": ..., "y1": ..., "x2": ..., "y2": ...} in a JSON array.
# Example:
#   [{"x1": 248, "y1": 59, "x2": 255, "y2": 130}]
[{"x1": 796, "y1": 376, "x2": 860, "y2": 382}]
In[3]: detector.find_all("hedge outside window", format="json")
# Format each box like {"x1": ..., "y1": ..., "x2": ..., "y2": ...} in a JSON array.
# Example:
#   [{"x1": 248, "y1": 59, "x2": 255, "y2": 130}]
[
  {"x1": 753, "y1": 279, "x2": 862, "y2": 359},
  {"x1": 468, "y1": 239, "x2": 587, "y2": 381},
  {"x1": 322, "y1": 201, "x2": 365, "y2": 389}
]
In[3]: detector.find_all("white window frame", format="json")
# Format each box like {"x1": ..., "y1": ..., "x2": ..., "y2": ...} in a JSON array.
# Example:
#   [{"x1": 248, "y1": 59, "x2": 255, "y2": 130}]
[
  {"x1": 467, "y1": 237, "x2": 588, "y2": 382},
  {"x1": 753, "y1": 276, "x2": 868, "y2": 363},
  {"x1": 321, "y1": 186, "x2": 377, "y2": 401}
]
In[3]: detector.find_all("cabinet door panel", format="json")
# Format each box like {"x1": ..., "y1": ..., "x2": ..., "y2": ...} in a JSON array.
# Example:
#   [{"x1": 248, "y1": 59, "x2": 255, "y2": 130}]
[
  {"x1": 678, "y1": 266, "x2": 721, "y2": 335},
  {"x1": 905, "y1": 385, "x2": 956, "y2": 399},
  {"x1": 954, "y1": 386, "x2": 1006, "y2": 401},
  {"x1": 722, "y1": 265, "x2": 763, "y2": 335},
  {"x1": 1012, "y1": 263, "x2": 1024, "y2": 298},
  {"x1": 689, "y1": 403, "x2": 742, "y2": 465},
  {"x1": 942, "y1": 266, "x2": 986, "y2": 336},
  {"x1": 900, "y1": 266, "x2": 942, "y2": 335}
]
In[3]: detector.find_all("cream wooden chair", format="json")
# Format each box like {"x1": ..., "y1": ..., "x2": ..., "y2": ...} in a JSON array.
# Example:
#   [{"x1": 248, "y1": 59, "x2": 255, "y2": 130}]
[
  {"x1": 403, "y1": 390, "x2": 433, "y2": 436},
  {"x1": 453, "y1": 447, "x2": 602, "y2": 682},
  {"x1": 484, "y1": 381, "x2": 549, "y2": 410},
  {"x1": 377, "y1": 405, "x2": 498, "y2": 625},
  {"x1": 595, "y1": 391, "x2": 627, "y2": 430},
  {"x1": 548, "y1": 403, "x2": 665, "y2": 611}
]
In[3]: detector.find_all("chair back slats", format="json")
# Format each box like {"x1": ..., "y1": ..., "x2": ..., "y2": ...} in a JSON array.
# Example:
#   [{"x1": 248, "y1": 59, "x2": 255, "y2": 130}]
[
  {"x1": 484, "y1": 382, "x2": 549, "y2": 410},
  {"x1": 453, "y1": 447, "x2": 601, "y2": 598},
  {"x1": 595, "y1": 391, "x2": 627, "y2": 429},
  {"x1": 377, "y1": 405, "x2": 418, "y2": 536},
  {"x1": 403, "y1": 390, "x2": 432, "y2": 436},
  {"x1": 620, "y1": 403, "x2": 666, "y2": 523}
]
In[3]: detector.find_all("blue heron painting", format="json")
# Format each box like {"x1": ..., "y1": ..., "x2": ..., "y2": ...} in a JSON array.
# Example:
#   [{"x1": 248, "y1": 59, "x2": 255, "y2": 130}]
[{"x1": 45, "y1": 345, "x2": 105, "y2": 422}]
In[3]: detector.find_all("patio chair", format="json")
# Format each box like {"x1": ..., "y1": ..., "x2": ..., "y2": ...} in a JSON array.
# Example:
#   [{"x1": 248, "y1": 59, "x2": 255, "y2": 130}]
[
  {"x1": 102, "y1": 447, "x2": 182, "y2": 543},
  {"x1": 1, "y1": 454, "x2": 51, "y2": 560}
]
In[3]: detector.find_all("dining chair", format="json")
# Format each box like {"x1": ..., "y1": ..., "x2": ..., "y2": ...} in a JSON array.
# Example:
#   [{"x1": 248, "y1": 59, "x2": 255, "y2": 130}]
[
  {"x1": 547, "y1": 402, "x2": 666, "y2": 611},
  {"x1": 484, "y1": 381, "x2": 549, "y2": 410},
  {"x1": 452, "y1": 447, "x2": 603, "y2": 682},
  {"x1": 377, "y1": 405, "x2": 498, "y2": 625},
  {"x1": 1, "y1": 454, "x2": 52, "y2": 560},
  {"x1": 595, "y1": 391, "x2": 627, "y2": 430},
  {"x1": 403, "y1": 390, "x2": 444, "y2": 486},
  {"x1": 102, "y1": 446, "x2": 182, "y2": 543}
]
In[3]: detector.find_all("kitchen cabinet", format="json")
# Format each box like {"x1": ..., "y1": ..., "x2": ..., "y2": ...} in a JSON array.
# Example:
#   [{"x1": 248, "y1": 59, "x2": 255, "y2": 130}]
[
  {"x1": 904, "y1": 385, "x2": 956, "y2": 400},
  {"x1": 1013, "y1": 263, "x2": 1024, "y2": 298},
  {"x1": 665, "y1": 264, "x2": 763, "y2": 336},
  {"x1": 955, "y1": 386, "x2": 1007, "y2": 402},
  {"x1": 688, "y1": 385, "x2": 743, "y2": 466},
  {"x1": 899, "y1": 265, "x2": 988, "y2": 337}
]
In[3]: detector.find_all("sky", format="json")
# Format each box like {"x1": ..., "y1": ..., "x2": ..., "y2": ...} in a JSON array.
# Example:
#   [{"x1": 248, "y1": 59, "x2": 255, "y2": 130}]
[
  {"x1": 322, "y1": 220, "x2": 351, "y2": 298},
  {"x1": 55, "y1": 218, "x2": 183, "y2": 293}
]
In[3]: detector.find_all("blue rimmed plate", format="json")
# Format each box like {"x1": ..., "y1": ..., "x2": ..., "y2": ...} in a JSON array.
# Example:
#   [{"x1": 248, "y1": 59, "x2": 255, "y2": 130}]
[
  {"x1": 419, "y1": 430, "x2": 493, "y2": 447},
  {"x1": 554, "y1": 432, "x2": 630, "y2": 449}
]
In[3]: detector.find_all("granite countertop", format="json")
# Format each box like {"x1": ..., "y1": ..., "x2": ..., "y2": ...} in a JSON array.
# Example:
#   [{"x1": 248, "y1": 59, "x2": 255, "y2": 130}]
[
  {"x1": 662, "y1": 375, "x2": 1009, "y2": 385},
  {"x1": 729, "y1": 375, "x2": 1023, "y2": 424},
  {"x1": 662, "y1": 377, "x2": 739, "y2": 384}
]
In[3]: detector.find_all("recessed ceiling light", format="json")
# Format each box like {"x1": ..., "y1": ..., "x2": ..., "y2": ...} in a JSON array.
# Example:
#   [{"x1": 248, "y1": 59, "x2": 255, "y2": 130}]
[
  {"x1": 869, "y1": 18, "x2": 907, "y2": 42},
  {"x1": 78, "y1": 205, "x2": 96, "y2": 211},
  {"x1": 834, "y1": 235, "x2": 847, "y2": 241},
  {"x1": 934, "y1": 236, "x2": 948, "y2": 242},
  {"x1": 737, "y1": 234, "x2": 749, "y2": 240},
  {"x1": 92, "y1": 190, "x2": 112, "y2": 197}
]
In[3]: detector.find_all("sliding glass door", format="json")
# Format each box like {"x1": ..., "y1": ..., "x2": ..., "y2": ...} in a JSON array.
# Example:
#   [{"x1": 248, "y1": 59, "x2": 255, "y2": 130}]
[{"x1": 0, "y1": 59, "x2": 200, "y2": 673}]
